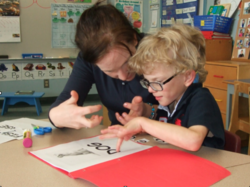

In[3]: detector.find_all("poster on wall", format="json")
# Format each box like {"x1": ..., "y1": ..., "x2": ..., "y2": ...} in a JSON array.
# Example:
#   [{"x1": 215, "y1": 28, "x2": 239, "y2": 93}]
[
  {"x1": 51, "y1": 3, "x2": 92, "y2": 48},
  {"x1": 0, "y1": 0, "x2": 20, "y2": 16},
  {"x1": 0, "y1": 0, "x2": 21, "y2": 42},
  {"x1": 115, "y1": 0, "x2": 143, "y2": 33}
]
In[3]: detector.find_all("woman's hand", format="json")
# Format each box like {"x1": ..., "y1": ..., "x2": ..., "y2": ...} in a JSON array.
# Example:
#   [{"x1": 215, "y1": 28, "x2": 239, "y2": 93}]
[
  {"x1": 49, "y1": 90, "x2": 103, "y2": 129},
  {"x1": 99, "y1": 117, "x2": 143, "y2": 152}
]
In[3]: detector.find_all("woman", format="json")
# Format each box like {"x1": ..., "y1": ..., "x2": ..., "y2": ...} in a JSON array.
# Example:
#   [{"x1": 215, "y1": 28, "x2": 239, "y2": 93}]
[{"x1": 49, "y1": 0, "x2": 158, "y2": 129}]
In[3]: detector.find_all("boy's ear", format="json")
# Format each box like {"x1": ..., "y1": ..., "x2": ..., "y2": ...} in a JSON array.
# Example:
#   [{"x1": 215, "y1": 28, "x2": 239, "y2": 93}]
[{"x1": 184, "y1": 70, "x2": 196, "y2": 87}]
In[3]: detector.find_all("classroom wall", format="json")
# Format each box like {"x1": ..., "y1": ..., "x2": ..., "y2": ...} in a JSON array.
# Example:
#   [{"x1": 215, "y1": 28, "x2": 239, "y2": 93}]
[
  {"x1": 0, "y1": 0, "x2": 159, "y2": 98},
  {"x1": 0, "y1": 0, "x2": 102, "y2": 98},
  {"x1": 0, "y1": 0, "x2": 241, "y2": 98},
  {"x1": 0, "y1": 0, "x2": 102, "y2": 58}
]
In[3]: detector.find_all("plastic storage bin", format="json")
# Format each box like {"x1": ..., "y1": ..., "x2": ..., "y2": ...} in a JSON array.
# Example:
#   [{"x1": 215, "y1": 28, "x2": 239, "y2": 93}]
[
  {"x1": 22, "y1": 53, "x2": 43, "y2": 59},
  {"x1": 194, "y1": 15, "x2": 232, "y2": 34}
]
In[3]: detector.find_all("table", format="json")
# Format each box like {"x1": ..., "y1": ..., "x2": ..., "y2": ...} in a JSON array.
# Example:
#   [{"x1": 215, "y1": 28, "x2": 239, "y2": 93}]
[
  {"x1": 0, "y1": 92, "x2": 44, "y2": 116},
  {"x1": 1, "y1": 122, "x2": 250, "y2": 187},
  {"x1": 224, "y1": 79, "x2": 250, "y2": 129}
]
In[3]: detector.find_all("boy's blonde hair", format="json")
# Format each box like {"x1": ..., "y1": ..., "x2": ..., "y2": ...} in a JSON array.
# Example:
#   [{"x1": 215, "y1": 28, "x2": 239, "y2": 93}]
[{"x1": 128, "y1": 24, "x2": 208, "y2": 83}]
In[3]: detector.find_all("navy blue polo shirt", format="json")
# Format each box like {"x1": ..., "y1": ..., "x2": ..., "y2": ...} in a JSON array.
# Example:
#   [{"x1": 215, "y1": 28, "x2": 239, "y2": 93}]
[
  {"x1": 156, "y1": 83, "x2": 225, "y2": 149},
  {"x1": 49, "y1": 53, "x2": 158, "y2": 125}
]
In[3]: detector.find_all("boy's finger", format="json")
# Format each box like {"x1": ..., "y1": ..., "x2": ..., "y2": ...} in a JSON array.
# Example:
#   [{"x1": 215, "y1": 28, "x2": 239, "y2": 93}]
[
  {"x1": 116, "y1": 138, "x2": 124, "y2": 152},
  {"x1": 123, "y1": 102, "x2": 132, "y2": 110},
  {"x1": 101, "y1": 127, "x2": 120, "y2": 134},
  {"x1": 124, "y1": 97, "x2": 143, "y2": 112},
  {"x1": 116, "y1": 113, "x2": 127, "y2": 125},
  {"x1": 132, "y1": 96, "x2": 143, "y2": 104},
  {"x1": 122, "y1": 113, "x2": 134, "y2": 121},
  {"x1": 99, "y1": 133, "x2": 117, "y2": 139}
]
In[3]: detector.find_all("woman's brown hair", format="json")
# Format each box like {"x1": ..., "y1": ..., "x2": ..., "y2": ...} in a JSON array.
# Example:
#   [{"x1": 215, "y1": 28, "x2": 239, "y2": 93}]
[{"x1": 75, "y1": 0, "x2": 139, "y2": 64}]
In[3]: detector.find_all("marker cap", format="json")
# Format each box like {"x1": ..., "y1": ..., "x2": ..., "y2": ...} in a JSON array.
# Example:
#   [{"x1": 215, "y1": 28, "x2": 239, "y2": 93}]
[{"x1": 23, "y1": 138, "x2": 33, "y2": 148}]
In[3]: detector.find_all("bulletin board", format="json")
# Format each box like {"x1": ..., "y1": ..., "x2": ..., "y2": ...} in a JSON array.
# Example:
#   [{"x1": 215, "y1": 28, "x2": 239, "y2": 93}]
[
  {"x1": 231, "y1": 0, "x2": 250, "y2": 62},
  {"x1": 0, "y1": 0, "x2": 100, "y2": 59},
  {"x1": 161, "y1": 0, "x2": 199, "y2": 27}
]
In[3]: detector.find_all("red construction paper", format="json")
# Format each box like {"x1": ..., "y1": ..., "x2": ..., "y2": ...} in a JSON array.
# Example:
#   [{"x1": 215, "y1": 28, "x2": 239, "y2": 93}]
[
  {"x1": 30, "y1": 146, "x2": 230, "y2": 187},
  {"x1": 69, "y1": 146, "x2": 230, "y2": 187}
]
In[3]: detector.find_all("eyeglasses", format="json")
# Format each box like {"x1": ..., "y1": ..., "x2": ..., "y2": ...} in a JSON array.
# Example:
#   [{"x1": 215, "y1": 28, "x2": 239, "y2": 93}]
[{"x1": 140, "y1": 73, "x2": 178, "y2": 91}]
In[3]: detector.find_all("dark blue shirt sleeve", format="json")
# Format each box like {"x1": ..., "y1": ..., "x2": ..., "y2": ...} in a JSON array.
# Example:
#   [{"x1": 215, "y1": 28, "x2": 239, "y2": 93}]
[{"x1": 48, "y1": 53, "x2": 95, "y2": 125}]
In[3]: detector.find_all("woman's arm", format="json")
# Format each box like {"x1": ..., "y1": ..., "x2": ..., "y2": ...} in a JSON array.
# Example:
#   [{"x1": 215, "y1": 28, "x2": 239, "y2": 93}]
[{"x1": 49, "y1": 53, "x2": 103, "y2": 129}]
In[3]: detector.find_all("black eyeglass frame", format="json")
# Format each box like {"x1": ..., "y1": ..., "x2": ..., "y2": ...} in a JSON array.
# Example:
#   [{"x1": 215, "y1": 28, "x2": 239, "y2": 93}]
[{"x1": 140, "y1": 72, "x2": 179, "y2": 91}]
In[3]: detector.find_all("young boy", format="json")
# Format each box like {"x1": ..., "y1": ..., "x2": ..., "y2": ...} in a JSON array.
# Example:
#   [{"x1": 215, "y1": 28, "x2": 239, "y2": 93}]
[{"x1": 100, "y1": 24, "x2": 225, "y2": 152}]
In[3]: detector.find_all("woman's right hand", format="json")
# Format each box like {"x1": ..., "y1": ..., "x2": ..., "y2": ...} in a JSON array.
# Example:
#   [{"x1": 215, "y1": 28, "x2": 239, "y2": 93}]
[{"x1": 49, "y1": 90, "x2": 103, "y2": 129}]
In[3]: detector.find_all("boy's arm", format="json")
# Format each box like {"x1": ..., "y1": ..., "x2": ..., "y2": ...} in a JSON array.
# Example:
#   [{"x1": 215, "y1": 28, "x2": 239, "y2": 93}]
[
  {"x1": 139, "y1": 118, "x2": 208, "y2": 151},
  {"x1": 100, "y1": 117, "x2": 208, "y2": 152}
]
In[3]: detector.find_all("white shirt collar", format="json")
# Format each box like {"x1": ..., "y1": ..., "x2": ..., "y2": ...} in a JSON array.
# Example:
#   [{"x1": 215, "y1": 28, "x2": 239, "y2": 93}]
[{"x1": 158, "y1": 95, "x2": 183, "y2": 117}]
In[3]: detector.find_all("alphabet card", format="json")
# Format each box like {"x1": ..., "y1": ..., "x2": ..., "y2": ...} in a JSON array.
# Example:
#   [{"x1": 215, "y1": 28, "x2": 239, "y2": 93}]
[
  {"x1": 0, "y1": 61, "x2": 74, "y2": 81},
  {"x1": 0, "y1": 63, "x2": 21, "y2": 81}
]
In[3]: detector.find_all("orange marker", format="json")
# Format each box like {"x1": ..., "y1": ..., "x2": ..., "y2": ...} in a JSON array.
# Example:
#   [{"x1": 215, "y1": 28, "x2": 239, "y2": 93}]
[{"x1": 23, "y1": 129, "x2": 33, "y2": 148}]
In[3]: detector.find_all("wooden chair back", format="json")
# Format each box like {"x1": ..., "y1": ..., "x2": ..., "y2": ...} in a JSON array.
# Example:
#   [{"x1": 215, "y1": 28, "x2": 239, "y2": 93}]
[
  {"x1": 102, "y1": 106, "x2": 111, "y2": 127},
  {"x1": 229, "y1": 81, "x2": 250, "y2": 155}
]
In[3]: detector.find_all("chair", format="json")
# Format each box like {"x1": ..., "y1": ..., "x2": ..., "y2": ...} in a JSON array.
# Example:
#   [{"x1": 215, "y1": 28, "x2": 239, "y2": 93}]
[
  {"x1": 103, "y1": 106, "x2": 111, "y2": 127},
  {"x1": 228, "y1": 81, "x2": 250, "y2": 155},
  {"x1": 224, "y1": 130, "x2": 241, "y2": 153}
]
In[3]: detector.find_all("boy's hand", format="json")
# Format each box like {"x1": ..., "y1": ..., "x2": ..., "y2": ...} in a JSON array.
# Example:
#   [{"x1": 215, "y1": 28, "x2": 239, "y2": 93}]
[
  {"x1": 116, "y1": 96, "x2": 145, "y2": 125},
  {"x1": 99, "y1": 118, "x2": 143, "y2": 152}
]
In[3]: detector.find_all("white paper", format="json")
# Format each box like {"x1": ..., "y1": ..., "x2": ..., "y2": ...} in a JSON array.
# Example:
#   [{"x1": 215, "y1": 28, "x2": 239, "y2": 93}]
[
  {"x1": 0, "y1": 122, "x2": 24, "y2": 142},
  {"x1": 176, "y1": 19, "x2": 183, "y2": 24},
  {"x1": 153, "y1": 137, "x2": 168, "y2": 144},
  {"x1": 0, "y1": 17, "x2": 21, "y2": 42},
  {"x1": 166, "y1": 0, "x2": 174, "y2": 6},
  {"x1": 183, "y1": 0, "x2": 197, "y2": 2},
  {"x1": 176, "y1": 9, "x2": 183, "y2": 14},
  {"x1": 183, "y1": 6, "x2": 196, "y2": 14},
  {"x1": 0, "y1": 118, "x2": 56, "y2": 144},
  {"x1": 166, "y1": 19, "x2": 173, "y2": 25},
  {"x1": 151, "y1": 10, "x2": 158, "y2": 28},
  {"x1": 0, "y1": 134, "x2": 15, "y2": 144},
  {"x1": 4, "y1": 118, "x2": 55, "y2": 130},
  {"x1": 30, "y1": 136, "x2": 151, "y2": 172},
  {"x1": 220, "y1": 0, "x2": 241, "y2": 17},
  {"x1": 136, "y1": 138, "x2": 149, "y2": 143},
  {"x1": 183, "y1": 17, "x2": 194, "y2": 24},
  {"x1": 176, "y1": 0, "x2": 183, "y2": 4}
]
